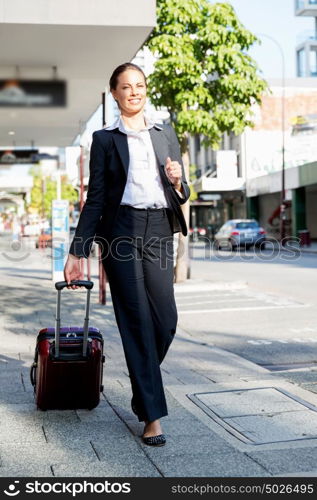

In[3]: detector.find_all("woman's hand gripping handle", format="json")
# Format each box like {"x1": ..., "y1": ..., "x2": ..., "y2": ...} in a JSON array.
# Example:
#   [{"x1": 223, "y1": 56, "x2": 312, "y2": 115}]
[{"x1": 64, "y1": 254, "x2": 85, "y2": 289}]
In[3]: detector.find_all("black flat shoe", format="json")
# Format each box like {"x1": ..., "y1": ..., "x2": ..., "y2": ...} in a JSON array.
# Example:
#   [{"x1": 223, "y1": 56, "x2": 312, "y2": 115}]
[{"x1": 142, "y1": 434, "x2": 166, "y2": 447}]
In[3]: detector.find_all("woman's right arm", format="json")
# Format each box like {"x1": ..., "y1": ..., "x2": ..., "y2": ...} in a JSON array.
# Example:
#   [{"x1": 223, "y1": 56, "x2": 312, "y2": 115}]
[{"x1": 64, "y1": 131, "x2": 106, "y2": 287}]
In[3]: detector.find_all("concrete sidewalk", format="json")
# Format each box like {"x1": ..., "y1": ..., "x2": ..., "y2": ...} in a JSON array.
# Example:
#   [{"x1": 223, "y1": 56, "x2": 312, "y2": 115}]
[
  {"x1": 299, "y1": 242, "x2": 317, "y2": 254},
  {"x1": 1, "y1": 243, "x2": 317, "y2": 477}
]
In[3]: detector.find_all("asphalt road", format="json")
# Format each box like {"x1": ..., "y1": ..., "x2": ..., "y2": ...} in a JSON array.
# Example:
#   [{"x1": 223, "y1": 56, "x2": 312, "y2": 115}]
[{"x1": 177, "y1": 243, "x2": 317, "y2": 369}]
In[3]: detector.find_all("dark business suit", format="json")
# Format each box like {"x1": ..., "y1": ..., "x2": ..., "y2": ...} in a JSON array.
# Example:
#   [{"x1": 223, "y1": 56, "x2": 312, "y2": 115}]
[{"x1": 70, "y1": 121, "x2": 190, "y2": 422}]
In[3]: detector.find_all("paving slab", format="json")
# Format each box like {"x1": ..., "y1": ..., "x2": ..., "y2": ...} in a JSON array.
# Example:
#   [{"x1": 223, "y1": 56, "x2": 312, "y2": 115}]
[
  {"x1": 193, "y1": 388, "x2": 307, "y2": 418},
  {"x1": 92, "y1": 436, "x2": 146, "y2": 461},
  {"x1": 103, "y1": 393, "x2": 132, "y2": 416},
  {"x1": 0, "y1": 358, "x2": 25, "y2": 370},
  {"x1": 0, "y1": 423, "x2": 46, "y2": 444},
  {"x1": 52, "y1": 457, "x2": 161, "y2": 477},
  {"x1": 301, "y1": 383, "x2": 317, "y2": 394},
  {"x1": 223, "y1": 410, "x2": 317, "y2": 444},
  {"x1": 196, "y1": 371, "x2": 251, "y2": 383},
  {"x1": 151, "y1": 451, "x2": 270, "y2": 477},
  {"x1": 43, "y1": 421, "x2": 130, "y2": 444},
  {"x1": 172, "y1": 344, "x2": 268, "y2": 376},
  {"x1": 0, "y1": 372, "x2": 26, "y2": 391},
  {"x1": 0, "y1": 465, "x2": 53, "y2": 477},
  {"x1": 164, "y1": 390, "x2": 185, "y2": 409},
  {"x1": 0, "y1": 406, "x2": 80, "y2": 426},
  {"x1": 0, "y1": 392, "x2": 33, "y2": 404},
  {"x1": 124, "y1": 416, "x2": 212, "y2": 439},
  {"x1": 274, "y1": 471, "x2": 317, "y2": 477},
  {"x1": 76, "y1": 402, "x2": 124, "y2": 424},
  {"x1": 124, "y1": 419, "x2": 144, "y2": 437},
  {"x1": 110, "y1": 405, "x2": 137, "y2": 422},
  {"x1": 163, "y1": 369, "x2": 210, "y2": 385},
  {"x1": 139, "y1": 433, "x2": 234, "y2": 458},
  {"x1": 273, "y1": 371, "x2": 317, "y2": 385},
  {"x1": 247, "y1": 447, "x2": 317, "y2": 475},
  {"x1": 0, "y1": 442, "x2": 98, "y2": 466}
]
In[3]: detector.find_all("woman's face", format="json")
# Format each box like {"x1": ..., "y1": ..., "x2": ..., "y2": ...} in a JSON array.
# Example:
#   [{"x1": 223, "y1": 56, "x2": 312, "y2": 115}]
[{"x1": 111, "y1": 69, "x2": 147, "y2": 115}]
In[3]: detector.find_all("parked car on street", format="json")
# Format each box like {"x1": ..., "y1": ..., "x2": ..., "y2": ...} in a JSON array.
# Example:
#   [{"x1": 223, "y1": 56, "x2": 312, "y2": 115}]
[
  {"x1": 214, "y1": 219, "x2": 266, "y2": 249},
  {"x1": 189, "y1": 226, "x2": 207, "y2": 241}
]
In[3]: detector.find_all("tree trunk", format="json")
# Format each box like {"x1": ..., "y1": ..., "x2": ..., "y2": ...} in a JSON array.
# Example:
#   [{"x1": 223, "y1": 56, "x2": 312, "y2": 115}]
[{"x1": 175, "y1": 136, "x2": 190, "y2": 283}]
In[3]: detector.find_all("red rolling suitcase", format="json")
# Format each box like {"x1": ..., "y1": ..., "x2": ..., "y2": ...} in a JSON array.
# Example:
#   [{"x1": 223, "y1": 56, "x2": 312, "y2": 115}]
[{"x1": 30, "y1": 280, "x2": 105, "y2": 410}]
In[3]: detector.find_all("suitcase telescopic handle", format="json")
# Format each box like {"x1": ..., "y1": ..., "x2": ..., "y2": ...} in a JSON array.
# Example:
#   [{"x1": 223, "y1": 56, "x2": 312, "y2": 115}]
[
  {"x1": 54, "y1": 280, "x2": 94, "y2": 358},
  {"x1": 55, "y1": 280, "x2": 94, "y2": 291}
]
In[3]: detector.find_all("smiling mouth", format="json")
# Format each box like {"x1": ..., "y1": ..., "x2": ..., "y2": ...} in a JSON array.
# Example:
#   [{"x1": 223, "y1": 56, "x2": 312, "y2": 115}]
[{"x1": 129, "y1": 99, "x2": 141, "y2": 104}]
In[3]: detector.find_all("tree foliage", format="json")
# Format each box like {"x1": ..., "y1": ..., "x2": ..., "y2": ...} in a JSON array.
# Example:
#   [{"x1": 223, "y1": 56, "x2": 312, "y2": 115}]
[
  {"x1": 146, "y1": 0, "x2": 268, "y2": 149},
  {"x1": 189, "y1": 164, "x2": 198, "y2": 201},
  {"x1": 28, "y1": 167, "x2": 78, "y2": 218}
]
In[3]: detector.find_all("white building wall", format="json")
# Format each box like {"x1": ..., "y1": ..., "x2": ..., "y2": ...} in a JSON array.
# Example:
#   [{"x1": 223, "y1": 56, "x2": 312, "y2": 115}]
[{"x1": 0, "y1": 0, "x2": 156, "y2": 27}]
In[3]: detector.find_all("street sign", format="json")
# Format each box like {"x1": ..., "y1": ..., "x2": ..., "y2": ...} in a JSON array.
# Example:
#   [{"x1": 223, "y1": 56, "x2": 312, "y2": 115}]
[
  {"x1": 0, "y1": 149, "x2": 39, "y2": 164},
  {"x1": 0, "y1": 79, "x2": 66, "y2": 107},
  {"x1": 52, "y1": 200, "x2": 69, "y2": 282}
]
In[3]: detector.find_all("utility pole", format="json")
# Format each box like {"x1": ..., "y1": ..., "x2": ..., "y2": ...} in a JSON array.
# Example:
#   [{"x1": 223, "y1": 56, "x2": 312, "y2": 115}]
[{"x1": 98, "y1": 91, "x2": 107, "y2": 305}]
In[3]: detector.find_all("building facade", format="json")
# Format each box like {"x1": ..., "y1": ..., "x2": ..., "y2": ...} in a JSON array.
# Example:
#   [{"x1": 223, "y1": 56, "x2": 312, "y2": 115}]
[
  {"x1": 190, "y1": 78, "x2": 317, "y2": 242},
  {"x1": 190, "y1": 132, "x2": 245, "y2": 235},
  {"x1": 244, "y1": 79, "x2": 317, "y2": 241},
  {"x1": 296, "y1": 0, "x2": 317, "y2": 77}
]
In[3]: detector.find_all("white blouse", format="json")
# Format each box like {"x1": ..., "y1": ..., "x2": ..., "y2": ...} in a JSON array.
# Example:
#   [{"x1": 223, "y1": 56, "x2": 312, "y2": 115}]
[{"x1": 105, "y1": 114, "x2": 169, "y2": 209}]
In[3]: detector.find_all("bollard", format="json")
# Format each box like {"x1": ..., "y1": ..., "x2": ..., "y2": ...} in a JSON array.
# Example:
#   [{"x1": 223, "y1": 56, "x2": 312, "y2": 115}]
[{"x1": 298, "y1": 229, "x2": 311, "y2": 247}]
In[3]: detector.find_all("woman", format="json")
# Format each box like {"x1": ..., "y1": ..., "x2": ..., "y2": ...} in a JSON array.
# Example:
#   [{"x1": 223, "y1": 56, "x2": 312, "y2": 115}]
[{"x1": 64, "y1": 62, "x2": 190, "y2": 446}]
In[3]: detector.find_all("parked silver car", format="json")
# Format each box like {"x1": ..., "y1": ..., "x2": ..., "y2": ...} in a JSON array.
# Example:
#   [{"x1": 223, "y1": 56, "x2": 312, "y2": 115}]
[{"x1": 214, "y1": 219, "x2": 266, "y2": 250}]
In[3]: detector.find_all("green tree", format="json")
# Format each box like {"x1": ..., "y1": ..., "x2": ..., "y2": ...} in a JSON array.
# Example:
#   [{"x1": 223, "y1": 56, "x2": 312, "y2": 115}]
[
  {"x1": 28, "y1": 167, "x2": 78, "y2": 219},
  {"x1": 145, "y1": 0, "x2": 268, "y2": 281}
]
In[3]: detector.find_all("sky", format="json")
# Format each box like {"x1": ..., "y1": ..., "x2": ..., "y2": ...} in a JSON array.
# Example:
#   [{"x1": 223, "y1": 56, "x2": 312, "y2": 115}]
[{"x1": 211, "y1": 0, "x2": 314, "y2": 79}]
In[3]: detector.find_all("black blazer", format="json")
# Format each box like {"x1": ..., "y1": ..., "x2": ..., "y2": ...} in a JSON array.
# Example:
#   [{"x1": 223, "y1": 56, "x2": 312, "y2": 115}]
[{"x1": 69, "y1": 122, "x2": 190, "y2": 258}]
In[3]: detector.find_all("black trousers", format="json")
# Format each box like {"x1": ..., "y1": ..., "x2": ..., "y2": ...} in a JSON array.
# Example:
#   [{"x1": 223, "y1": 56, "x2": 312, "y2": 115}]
[{"x1": 101, "y1": 204, "x2": 177, "y2": 422}]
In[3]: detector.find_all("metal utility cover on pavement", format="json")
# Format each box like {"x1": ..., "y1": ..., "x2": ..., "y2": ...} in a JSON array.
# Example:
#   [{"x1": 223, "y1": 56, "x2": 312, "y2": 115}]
[{"x1": 188, "y1": 387, "x2": 317, "y2": 445}]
